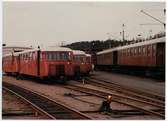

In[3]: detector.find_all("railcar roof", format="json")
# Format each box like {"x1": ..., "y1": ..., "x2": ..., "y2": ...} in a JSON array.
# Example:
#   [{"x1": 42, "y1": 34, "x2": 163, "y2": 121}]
[
  {"x1": 14, "y1": 47, "x2": 72, "y2": 54},
  {"x1": 73, "y1": 50, "x2": 86, "y2": 55},
  {"x1": 41, "y1": 47, "x2": 73, "y2": 52},
  {"x1": 85, "y1": 54, "x2": 91, "y2": 57},
  {"x1": 3, "y1": 53, "x2": 12, "y2": 57},
  {"x1": 97, "y1": 36, "x2": 165, "y2": 55},
  {"x1": 3, "y1": 47, "x2": 72, "y2": 57}
]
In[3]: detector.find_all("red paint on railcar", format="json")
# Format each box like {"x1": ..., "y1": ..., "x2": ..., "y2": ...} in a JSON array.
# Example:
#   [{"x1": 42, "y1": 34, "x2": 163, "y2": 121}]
[{"x1": 3, "y1": 47, "x2": 75, "y2": 81}]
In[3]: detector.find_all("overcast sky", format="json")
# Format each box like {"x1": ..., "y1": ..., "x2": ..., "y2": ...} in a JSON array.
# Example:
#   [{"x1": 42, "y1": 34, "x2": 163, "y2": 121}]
[{"x1": 3, "y1": 1, "x2": 165, "y2": 47}]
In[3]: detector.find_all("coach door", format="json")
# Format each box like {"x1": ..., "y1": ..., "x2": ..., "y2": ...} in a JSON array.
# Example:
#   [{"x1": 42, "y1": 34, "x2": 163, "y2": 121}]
[
  {"x1": 113, "y1": 51, "x2": 118, "y2": 65},
  {"x1": 18, "y1": 55, "x2": 20, "y2": 73},
  {"x1": 156, "y1": 43, "x2": 165, "y2": 67}
]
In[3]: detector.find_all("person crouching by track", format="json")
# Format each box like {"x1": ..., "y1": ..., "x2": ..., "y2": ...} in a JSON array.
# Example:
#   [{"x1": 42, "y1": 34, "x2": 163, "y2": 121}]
[{"x1": 99, "y1": 95, "x2": 112, "y2": 112}]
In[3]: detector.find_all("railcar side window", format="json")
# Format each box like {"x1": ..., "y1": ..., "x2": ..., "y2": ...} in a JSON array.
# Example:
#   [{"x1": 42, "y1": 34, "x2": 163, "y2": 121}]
[
  {"x1": 46, "y1": 52, "x2": 69, "y2": 61},
  {"x1": 40, "y1": 53, "x2": 42, "y2": 60},
  {"x1": 23, "y1": 54, "x2": 25, "y2": 60}
]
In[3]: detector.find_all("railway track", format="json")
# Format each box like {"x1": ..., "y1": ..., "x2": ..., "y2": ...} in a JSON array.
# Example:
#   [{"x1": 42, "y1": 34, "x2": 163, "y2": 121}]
[
  {"x1": 85, "y1": 77, "x2": 165, "y2": 108},
  {"x1": 89, "y1": 77, "x2": 165, "y2": 101},
  {"x1": 64, "y1": 83, "x2": 165, "y2": 119},
  {"x1": 3, "y1": 82, "x2": 92, "y2": 120}
]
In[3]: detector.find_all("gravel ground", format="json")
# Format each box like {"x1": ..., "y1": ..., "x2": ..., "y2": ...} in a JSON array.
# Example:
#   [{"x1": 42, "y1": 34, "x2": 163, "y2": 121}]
[
  {"x1": 2, "y1": 75, "x2": 162, "y2": 119},
  {"x1": 2, "y1": 89, "x2": 46, "y2": 119},
  {"x1": 92, "y1": 71, "x2": 165, "y2": 96}
]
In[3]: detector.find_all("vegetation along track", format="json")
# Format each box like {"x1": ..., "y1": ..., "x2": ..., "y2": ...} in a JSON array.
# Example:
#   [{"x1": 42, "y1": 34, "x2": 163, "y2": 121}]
[
  {"x1": 3, "y1": 82, "x2": 92, "y2": 119},
  {"x1": 85, "y1": 77, "x2": 165, "y2": 108},
  {"x1": 64, "y1": 83, "x2": 165, "y2": 119}
]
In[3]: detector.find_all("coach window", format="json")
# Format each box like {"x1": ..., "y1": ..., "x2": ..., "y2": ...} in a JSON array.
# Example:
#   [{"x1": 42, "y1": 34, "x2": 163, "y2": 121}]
[
  {"x1": 24, "y1": 54, "x2": 26, "y2": 60},
  {"x1": 142, "y1": 47, "x2": 144, "y2": 56},
  {"x1": 139, "y1": 47, "x2": 141, "y2": 55},
  {"x1": 147, "y1": 45, "x2": 151, "y2": 56},
  {"x1": 134, "y1": 48, "x2": 136, "y2": 56},
  {"x1": 121, "y1": 50, "x2": 123, "y2": 56},
  {"x1": 125, "y1": 49, "x2": 127, "y2": 56},
  {"x1": 130, "y1": 48, "x2": 132, "y2": 56},
  {"x1": 25, "y1": 53, "x2": 28, "y2": 60},
  {"x1": 127, "y1": 49, "x2": 129, "y2": 56},
  {"x1": 143, "y1": 47, "x2": 146, "y2": 56},
  {"x1": 152, "y1": 44, "x2": 156, "y2": 56}
]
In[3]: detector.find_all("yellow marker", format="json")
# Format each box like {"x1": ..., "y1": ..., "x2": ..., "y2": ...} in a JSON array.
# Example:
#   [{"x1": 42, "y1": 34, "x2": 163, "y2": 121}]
[{"x1": 107, "y1": 95, "x2": 112, "y2": 103}]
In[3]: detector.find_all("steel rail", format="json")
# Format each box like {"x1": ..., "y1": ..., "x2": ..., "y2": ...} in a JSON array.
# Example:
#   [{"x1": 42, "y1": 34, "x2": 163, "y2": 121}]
[
  {"x1": 89, "y1": 77, "x2": 165, "y2": 102},
  {"x1": 85, "y1": 77, "x2": 165, "y2": 108},
  {"x1": 3, "y1": 87, "x2": 56, "y2": 119},
  {"x1": 64, "y1": 84, "x2": 165, "y2": 119},
  {"x1": 3, "y1": 82, "x2": 92, "y2": 120}
]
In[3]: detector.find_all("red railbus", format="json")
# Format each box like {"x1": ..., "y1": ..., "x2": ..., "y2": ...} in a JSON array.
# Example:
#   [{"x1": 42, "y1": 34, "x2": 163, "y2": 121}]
[
  {"x1": 72, "y1": 50, "x2": 87, "y2": 77},
  {"x1": 3, "y1": 53, "x2": 19, "y2": 75},
  {"x1": 3, "y1": 47, "x2": 74, "y2": 82},
  {"x1": 85, "y1": 54, "x2": 93, "y2": 75}
]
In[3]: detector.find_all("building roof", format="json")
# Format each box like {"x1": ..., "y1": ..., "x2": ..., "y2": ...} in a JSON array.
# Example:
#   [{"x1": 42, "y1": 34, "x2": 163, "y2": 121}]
[{"x1": 97, "y1": 36, "x2": 165, "y2": 55}]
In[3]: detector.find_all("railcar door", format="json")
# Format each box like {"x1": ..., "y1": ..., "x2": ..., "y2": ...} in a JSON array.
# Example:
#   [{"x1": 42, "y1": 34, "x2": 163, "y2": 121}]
[
  {"x1": 156, "y1": 43, "x2": 165, "y2": 67},
  {"x1": 113, "y1": 51, "x2": 118, "y2": 65},
  {"x1": 37, "y1": 50, "x2": 40, "y2": 76}
]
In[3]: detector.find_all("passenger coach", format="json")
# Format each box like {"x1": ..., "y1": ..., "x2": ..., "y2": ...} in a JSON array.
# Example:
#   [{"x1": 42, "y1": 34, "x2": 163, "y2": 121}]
[{"x1": 96, "y1": 37, "x2": 165, "y2": 76}]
